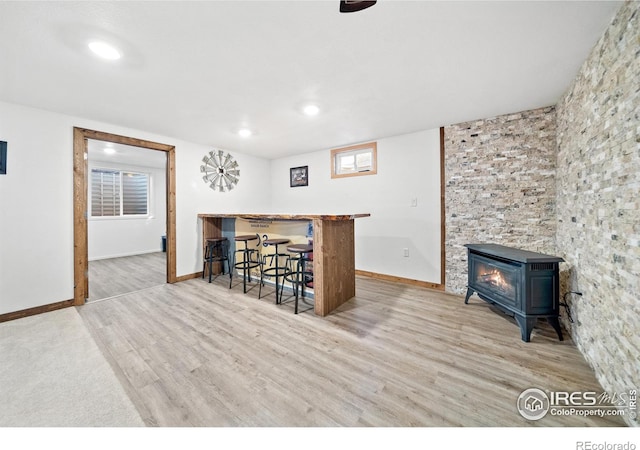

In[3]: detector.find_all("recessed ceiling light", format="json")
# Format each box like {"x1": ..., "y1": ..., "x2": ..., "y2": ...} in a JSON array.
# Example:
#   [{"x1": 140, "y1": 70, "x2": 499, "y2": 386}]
[
  {"x1": 238, "y1": 128, "x2": 252, "y2": 138},
  {"x1": 103, "y1": 147, "x2": 116, "y2": 155},
  {"x1": 88, "y1": 41, "x2": 122, "y2": 60},
  {"x1": 303, "y1": 104, "x2": 320, "y2": 116}
]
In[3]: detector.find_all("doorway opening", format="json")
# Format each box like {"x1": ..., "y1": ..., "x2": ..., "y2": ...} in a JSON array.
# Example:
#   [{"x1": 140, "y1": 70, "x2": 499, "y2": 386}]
[
  {"x1": 73, "y1": 128, "x2": 176, "y2": 306},
  {"x1": 86, "y1": 139, "x2": 167, "y2": 301}
]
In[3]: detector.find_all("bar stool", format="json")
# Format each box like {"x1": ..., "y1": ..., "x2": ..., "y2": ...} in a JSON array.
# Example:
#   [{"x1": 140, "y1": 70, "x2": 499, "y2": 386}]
[
  {"x1": 260, "y1": 238, "x2": 290, "y2": 304},
  {"x1": 203, "y1": 237, "x2": 231, "y2": 286},
  {"x1": 232, "y1": 234, "x2": 262, "y2": 294},
  {"x1": 284, "y1": 244, "x2": 314, "y2": 314}
]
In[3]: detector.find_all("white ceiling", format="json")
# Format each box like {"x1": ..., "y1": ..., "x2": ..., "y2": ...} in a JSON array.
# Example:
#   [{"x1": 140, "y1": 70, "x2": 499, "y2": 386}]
[
  {"x1": 0, "y1": 1, "x2": 622, "y2": 160},
  {"x1": 87, "y1": 140, "x2": 167, "y2": 169}
]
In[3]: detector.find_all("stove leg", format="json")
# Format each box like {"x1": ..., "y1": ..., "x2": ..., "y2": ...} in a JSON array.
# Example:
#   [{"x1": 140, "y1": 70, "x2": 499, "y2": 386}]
[
  {"x1": 547, "y1": 316, "x2": 564, "y2": 341},
  {"x1": 464, "y1": 287, "x2": 474, "y2": 304},
  {"x1": 515, "y1": 315, "x2": 536, "y2": 342}
]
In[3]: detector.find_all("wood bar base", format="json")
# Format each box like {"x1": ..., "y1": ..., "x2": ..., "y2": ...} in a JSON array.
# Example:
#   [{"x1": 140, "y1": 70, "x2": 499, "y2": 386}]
[{"x1": 313, "y1": 218, "x2": 355, "y2": 316}]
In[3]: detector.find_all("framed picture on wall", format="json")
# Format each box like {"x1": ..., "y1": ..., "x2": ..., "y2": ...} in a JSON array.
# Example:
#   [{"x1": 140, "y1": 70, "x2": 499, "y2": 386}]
[
  {"x1": 0, "y1": 141, "x2": 7, "y2": 175},
  {"x1": 290, "y1": 165, "x2": 308, "y2": 187}
]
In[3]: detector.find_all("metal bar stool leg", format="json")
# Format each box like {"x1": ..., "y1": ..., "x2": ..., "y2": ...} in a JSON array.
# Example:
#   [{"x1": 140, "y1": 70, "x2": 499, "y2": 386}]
[
  {"x1": 242, "y1": 245, "x2": 248, "y2": 293},
  {"x1": 275, "y1": 247, "x2": 280, "y2": 304},
  {"x1": 204, "y1": 237, "x2": 229, "y2": 284},
  {"x1": 295, "y1": 256, "x2": 301, "y2": 314},
  {"x1": 261, "y1": 239, "x2": 290, "y2": 304},
  {"x1": 232, "y1": 234, "x2": 261, "y2": 294},
  {"x1": 285, "y1": 243, "x2": 313, "y2": 314}
]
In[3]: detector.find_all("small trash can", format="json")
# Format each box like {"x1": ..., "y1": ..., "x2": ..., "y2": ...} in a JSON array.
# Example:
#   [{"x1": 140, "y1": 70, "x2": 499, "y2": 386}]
[{"x1": 162, "y1": 235, "x2": 167, "y2": 252}]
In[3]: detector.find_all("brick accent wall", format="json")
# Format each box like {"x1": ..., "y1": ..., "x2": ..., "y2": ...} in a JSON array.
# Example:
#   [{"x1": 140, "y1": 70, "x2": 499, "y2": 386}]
[
  {"x1": 555, "y1": 1, "x2": 639, "y2": 426},
  {"x1": 444, "y1": 106, "x2": 558, "y2": 294}
]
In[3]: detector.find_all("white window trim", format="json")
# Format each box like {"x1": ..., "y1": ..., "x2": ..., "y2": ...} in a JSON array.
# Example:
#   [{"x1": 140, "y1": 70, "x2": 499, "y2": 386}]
[{"x1": 330, "y1": 141, "x2": 377, "y2": 179}]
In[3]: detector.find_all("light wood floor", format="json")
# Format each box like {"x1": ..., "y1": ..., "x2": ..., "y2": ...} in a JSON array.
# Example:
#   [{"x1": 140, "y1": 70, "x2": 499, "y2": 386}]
[
  {"x1": 88, "y1": 252, "x2": 166, "y2": 301},
  {"x1": 78, "y1": 275, "x2": 625, "y2": 427}
]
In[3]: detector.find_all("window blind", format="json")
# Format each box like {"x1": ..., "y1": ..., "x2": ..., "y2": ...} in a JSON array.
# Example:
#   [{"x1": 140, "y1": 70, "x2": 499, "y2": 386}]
[
  {"x1": 91, "y1": 169, "x2": 120, "y2": 217},
  {"x1": 90, "y1": 168, "x2": 149, "y2": 217},
  {"x1": 122, "y1": 172, "x2": 148, "y2": 215}
]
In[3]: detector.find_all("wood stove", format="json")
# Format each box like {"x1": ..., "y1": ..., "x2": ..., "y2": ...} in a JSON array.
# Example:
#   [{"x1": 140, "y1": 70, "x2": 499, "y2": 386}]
[{"x1": 464, "y1": 244, "x2": 564, "y2": 342}]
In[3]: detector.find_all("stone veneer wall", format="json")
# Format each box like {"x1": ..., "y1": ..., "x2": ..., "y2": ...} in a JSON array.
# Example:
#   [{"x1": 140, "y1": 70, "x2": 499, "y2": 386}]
[
  {"x1": 444, "y1": 106, "x2": 557, "y2": 294},
  {"x1": 555, "y1": 0, "x2": 639, "y2": 426}
]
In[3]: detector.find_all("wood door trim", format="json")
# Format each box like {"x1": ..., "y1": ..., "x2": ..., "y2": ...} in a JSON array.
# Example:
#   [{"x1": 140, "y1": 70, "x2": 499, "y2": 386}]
[
  {"x1": 72, "y1": 127, "x2": 177, "y2": 306},
  {"x1": 440, "y1": 126, "x2": 446, "y2": 288}
]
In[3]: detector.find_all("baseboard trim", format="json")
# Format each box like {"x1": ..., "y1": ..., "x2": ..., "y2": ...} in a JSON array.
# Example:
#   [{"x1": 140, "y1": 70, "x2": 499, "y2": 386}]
[
  {"x1": 355, "y1": 270, "x2": 445, "y2": 291},
  {"x1": 0, "y1": 299, "x2": 74, "y2": 323},
  {"x1": 174, "y1": 272, "x2": 203, "y2": 283},
  {"x1": 89, "y1": 250, "x2": 164, "y2": 262}
]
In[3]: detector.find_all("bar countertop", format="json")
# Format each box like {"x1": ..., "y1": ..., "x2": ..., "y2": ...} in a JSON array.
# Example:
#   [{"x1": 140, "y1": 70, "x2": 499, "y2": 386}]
[{"x1": 197, "y1": 213, "x2": 370, "y2": 221}]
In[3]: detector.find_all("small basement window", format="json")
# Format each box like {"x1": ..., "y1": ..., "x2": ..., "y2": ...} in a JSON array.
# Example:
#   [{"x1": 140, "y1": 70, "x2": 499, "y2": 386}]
[{"x1": 331, "y1": 142, "x2": 377, "y2": 179}]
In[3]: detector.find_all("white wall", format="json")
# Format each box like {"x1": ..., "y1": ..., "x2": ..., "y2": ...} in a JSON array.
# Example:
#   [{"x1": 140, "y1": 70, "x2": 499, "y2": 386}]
[
  {"x1": 0, "y1": 100, "x2": 271, "y2": 315},
  {"x1": 269, "y1": 129, "x2": 442, "y2": 284},
  {"x1": 88, "y1": 161, "x2": 167, "y2": 260},
  {"x1": 0, "y1": 98, "x2": 441, "y2": 316},
  {"x1": 0, "y1": 103, "x2": 75, "y2": 315}
]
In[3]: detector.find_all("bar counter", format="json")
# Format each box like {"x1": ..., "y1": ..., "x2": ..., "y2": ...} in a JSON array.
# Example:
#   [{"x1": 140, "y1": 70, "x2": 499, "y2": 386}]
[{"x1": 198, "y1": 213, "x2": 370, "y2": 316}]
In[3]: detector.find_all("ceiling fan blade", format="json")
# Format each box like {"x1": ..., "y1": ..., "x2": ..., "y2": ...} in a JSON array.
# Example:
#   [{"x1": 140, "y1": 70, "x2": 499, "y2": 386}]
[{"x1": 340, "y1": 1, "x2": 376, "y2": 13}]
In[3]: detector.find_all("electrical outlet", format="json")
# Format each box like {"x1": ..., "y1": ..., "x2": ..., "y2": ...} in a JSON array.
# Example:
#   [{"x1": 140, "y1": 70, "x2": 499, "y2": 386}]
[
  {"x1": 411, "y1": 197, "x2": 418, "y2": 207},
  {"x1": 403, "y1": 248, "x2": 409, "y2": 257}
]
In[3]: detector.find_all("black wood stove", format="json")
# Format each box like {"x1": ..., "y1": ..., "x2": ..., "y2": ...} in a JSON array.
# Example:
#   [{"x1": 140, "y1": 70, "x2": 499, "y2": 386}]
[{"x1": 464, "y1": 243, "x2": 564, "y2": 342}]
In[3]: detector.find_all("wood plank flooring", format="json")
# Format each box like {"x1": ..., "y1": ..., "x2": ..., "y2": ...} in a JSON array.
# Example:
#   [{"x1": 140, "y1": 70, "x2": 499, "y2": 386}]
[
  {"x1": 88, "y1": 252, "x2": 166, "y2": 301},
  {"x1": 78, "y1": 275, "x2": 626, "y2": 427}
]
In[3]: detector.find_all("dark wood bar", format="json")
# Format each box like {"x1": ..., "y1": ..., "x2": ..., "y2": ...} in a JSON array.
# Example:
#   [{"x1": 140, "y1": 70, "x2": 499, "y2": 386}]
[{"x1": 198, "y1": 213, "x2": 370, "y2": 316}]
